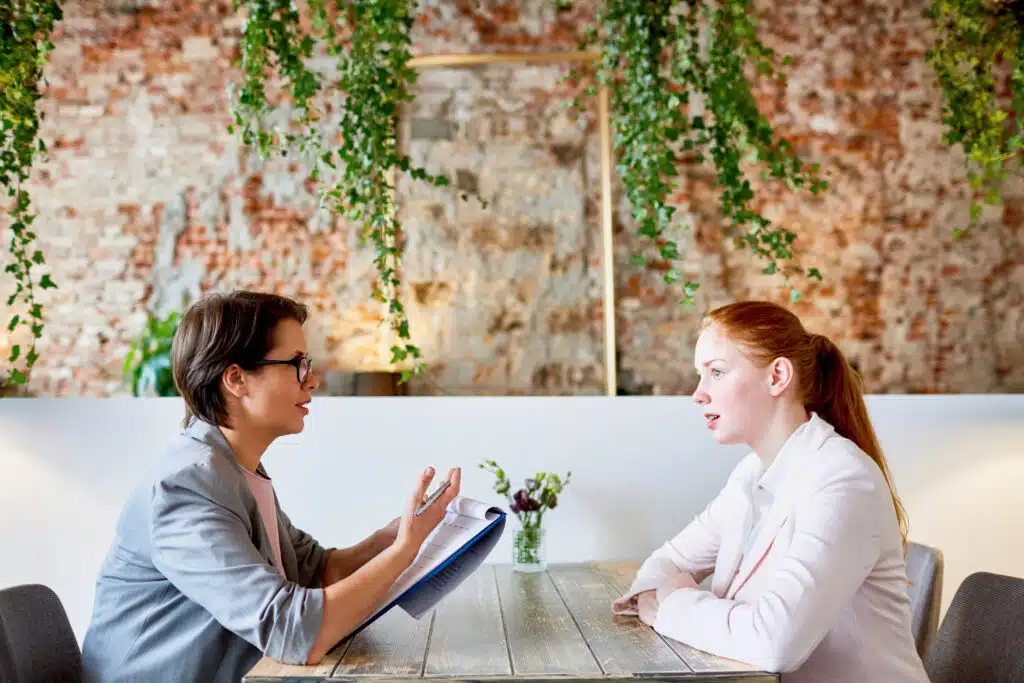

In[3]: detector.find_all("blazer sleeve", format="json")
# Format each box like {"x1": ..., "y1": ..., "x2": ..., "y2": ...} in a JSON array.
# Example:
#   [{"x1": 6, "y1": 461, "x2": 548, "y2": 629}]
[
  {"x1": 612, "y1": 474, "x2": 739, "y2": 614},
  {"x1": 150, "y1": 464, "x2": 325, "y2": 664},
  {"x1": 651, "y1": 467, "x2": 885, "y2": 673},
  {"x1": 279, "y1": 507, "x2": 331, "y2": 588}
]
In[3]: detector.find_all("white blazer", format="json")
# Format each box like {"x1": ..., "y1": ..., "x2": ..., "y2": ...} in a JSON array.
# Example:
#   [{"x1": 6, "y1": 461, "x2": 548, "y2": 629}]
[{"x1": 613, "y1": 414, "x2": 930, "y2": 682}]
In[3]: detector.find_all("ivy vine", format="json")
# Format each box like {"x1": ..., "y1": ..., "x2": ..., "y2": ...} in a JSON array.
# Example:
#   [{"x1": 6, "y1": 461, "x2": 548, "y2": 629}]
[
  {"x1": 229, "y1": 0, "x2": 829, "y2": 382},
  {"x1": 0, "y1": 0, "x2": 61, "y2": 387},
  {"x1": 8, "y1": 0, "x2": 1024, "y2": 387},
  {"x1": 567, "y1": 0, "x2": 828, "y2": 304},
  {"x1": 229, "y1": 0, "x2": 458, "y2": 381},
  {"x1": 0, "y1": 0, "x2": 848, "y2": 385},
  {"x1": 925, "y1": 0, "x2": 1024, "y2": 237}
]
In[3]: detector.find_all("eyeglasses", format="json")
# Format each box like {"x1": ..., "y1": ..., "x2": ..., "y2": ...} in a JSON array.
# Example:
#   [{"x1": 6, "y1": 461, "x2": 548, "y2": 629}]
[{"x1": 253, "y1": 355, "x2": 313, "y2": 384}]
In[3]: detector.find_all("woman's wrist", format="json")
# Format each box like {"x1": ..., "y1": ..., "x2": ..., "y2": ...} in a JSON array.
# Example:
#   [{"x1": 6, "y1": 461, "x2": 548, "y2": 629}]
[{"x1": 385, "y1": 539, "x2": 418, "y2": 567}]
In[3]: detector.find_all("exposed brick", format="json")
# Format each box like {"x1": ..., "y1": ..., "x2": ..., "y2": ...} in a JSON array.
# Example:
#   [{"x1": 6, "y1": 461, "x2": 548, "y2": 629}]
[
  {"x1": 409, "y1": 118, "x2": 458, "y2": 140},
  {"x1": 1, "y1": 0, "x2": 1021, "y2": 396}
]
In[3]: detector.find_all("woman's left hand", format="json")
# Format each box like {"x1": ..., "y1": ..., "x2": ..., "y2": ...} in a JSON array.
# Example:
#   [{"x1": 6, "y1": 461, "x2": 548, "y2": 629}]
[{"x1": 637, "y1": 591, "x2": 659, "y2": 627}]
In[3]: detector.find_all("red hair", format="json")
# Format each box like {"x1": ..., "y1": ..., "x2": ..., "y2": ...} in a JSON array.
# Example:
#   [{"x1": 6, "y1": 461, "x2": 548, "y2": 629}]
[{"x1": 703, "y1": 300, "x2": 909, "y2": 547}]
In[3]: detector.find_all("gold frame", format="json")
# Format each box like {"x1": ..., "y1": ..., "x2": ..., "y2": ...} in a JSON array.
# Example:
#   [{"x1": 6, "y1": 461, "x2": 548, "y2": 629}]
[{"x1": 408, "y1": 51, "x2": 618, "y2": 396}]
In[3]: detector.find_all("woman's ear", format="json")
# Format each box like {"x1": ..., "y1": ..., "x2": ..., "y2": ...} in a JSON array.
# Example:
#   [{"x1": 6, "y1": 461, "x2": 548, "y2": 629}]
[
  {"x1": 221, "y1": 364, "x2": 248, "y2": 400},
  {"x1": 768, "y1": 357, "x2": 795, "y2": 397}
]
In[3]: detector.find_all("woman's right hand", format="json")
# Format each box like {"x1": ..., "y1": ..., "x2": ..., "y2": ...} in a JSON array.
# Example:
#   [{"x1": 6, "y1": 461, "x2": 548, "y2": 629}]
[{"x1": 394, "y1": 466, "x2": 462, "y2": 562}]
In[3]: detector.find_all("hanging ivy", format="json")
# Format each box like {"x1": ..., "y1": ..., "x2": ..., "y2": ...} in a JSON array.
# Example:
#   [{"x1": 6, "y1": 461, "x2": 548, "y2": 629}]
[
  {"x1": 229, "y1": 0, "x2": 458, "y2": 381},
  {"x1": 567, "y1": 0, "x2": 828, "y2": 305},
  {"x1": 10, "y1": 0, "x2": 1024, "y2": 387},
  {"x1": 925, "y1": 0, "x2": 1024, "y2": 238},
  {"x1": 0, "y1": 0, "x2": 61, "y2": 387},
  {"x1": 229, "y1": 0, "x2": 829, "y2": 376},
  {"x1": 3, "y1": 0, "x2": 833, "y2": 383}
]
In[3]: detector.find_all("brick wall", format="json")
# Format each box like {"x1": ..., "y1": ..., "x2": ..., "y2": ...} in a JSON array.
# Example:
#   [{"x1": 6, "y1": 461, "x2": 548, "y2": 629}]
[
  {"x1": 614, "y1": 0, "x2": 1024, "y2": 395},
  {"x1": 1, "y1": 0, "x2": 1021, "y2": 396}
]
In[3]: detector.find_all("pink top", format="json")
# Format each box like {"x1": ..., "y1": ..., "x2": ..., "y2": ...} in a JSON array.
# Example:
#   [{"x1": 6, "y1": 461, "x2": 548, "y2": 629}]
[{"x1": 242, "y1": 469, "x2": 286, "y2": 578}]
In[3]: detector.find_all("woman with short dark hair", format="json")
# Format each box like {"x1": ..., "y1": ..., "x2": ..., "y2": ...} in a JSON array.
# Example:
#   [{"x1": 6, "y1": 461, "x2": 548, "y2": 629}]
[{"x1": 82, "y1": 290, "x2": 461, "y2": 683}]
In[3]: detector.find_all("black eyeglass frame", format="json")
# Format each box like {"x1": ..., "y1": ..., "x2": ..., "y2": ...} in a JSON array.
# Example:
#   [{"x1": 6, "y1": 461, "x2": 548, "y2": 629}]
[{"x1": 252, "y1": 355, "x2": 313, "y2": 384}]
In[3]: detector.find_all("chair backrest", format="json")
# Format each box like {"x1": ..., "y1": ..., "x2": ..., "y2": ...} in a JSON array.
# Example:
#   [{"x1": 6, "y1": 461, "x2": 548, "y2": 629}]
[
  {"x1": 905, "y1": 541, "x2": 944, "y2": 658},
  {"x1": 0, "y1": 584, "x2": 82, "y2": 683},
  {"x1": 924, "y1": 571, "x2": 1024, "y2": 683}
]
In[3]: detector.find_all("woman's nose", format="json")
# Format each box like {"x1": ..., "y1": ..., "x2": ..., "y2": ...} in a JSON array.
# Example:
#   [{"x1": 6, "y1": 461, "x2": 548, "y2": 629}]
[
  {"x1": 306, "y1": 370, "x2": 320, "y2": 392},
  {"x1": 692, "y1": 388, "x2": 709, "y2": 405}
]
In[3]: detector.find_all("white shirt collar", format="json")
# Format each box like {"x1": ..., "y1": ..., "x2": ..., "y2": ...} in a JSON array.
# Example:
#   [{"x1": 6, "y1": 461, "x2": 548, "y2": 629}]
[{"x1": 756, "y1": 412, "x2": 835, "y2": 495}]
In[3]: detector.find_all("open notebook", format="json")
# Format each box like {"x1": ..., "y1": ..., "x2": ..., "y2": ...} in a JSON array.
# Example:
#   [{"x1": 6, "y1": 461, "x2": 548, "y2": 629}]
[{"x1": 341, "y1": 495, "x2": 506, "y2": 643}]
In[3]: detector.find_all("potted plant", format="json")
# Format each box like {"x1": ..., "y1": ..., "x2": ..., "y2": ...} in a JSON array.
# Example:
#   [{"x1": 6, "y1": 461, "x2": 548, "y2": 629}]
[{"x1": 122, "y1": 311, "x2": 181, "y2": 397}]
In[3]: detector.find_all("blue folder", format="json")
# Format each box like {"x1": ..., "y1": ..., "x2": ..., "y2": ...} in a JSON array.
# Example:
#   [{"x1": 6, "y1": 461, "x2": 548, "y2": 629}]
[{"x1": 337, "y1": 504, "x2": 507, "y2": 646}]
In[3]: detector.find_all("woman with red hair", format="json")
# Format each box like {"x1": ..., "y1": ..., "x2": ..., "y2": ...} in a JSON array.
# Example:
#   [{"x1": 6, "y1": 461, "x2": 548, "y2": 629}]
[{"x1": 614, "y1": 301, "x2": 928, "y2": 682}]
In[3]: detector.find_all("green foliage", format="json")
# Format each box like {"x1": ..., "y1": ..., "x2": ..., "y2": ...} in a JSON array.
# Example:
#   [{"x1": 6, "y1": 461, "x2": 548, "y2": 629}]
[
  {"x1": 1, "y1": 0, "x2": 62, "y2": 387},
  {"x1": 11, "y1": 0, "x2": 831, "y2": 384},
  {"x1": 123, "y1": 311, "x2": 180, "y2": 397},
  {"x1": 925, "y1": 0, "x2": 1024, "y2": 238},
  {"x1": 229, "y1": 0, "x2": 460, "y2": 382},
  {"x1": 569, "y1": 0, "x2": 828, "y2": 305},
  {"x1": 227, "y1": 0, "x2": 831, "y2": 375},
  {"x1": 22, "y1": 0, "x2": 1012, "y2": 384},
  {"x1": 480, "y1": 459, "x2": 572, "y2": 529}
]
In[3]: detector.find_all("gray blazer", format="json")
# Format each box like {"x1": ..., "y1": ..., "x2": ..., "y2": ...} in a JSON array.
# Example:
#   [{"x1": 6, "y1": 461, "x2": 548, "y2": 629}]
[{"x1": 81, "y1": 419, "x2": 330, "y2": 683}]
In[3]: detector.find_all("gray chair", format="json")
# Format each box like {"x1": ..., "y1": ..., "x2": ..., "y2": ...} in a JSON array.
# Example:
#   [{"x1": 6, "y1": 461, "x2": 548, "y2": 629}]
[
  {"x1": 924, "y1": 571, "x2": 1024, "y2": 683},
  {"x1": 905, "y1": 541, "x2": 944, "y2": 658},
  {"x1": 0, "y1": 584, "x2": 82, "y2": 683}
]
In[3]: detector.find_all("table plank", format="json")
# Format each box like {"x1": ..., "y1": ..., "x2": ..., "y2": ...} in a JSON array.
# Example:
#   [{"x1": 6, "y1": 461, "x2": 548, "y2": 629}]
[
  {"x1": 495, "y1": 564, "x2": 602, "y2": 676},
  {"x1": 333, "y1": 605, "x2": 433, "y2": 677},
  {"x1": 593, "y1": 561, "x2": 763, "y2": 675},
  {"x1": 424, "y1": 565, "x2": 512, "y2": 677},
  {"x1": 549, "y1": 564, "x2": 691, "y2": 675},
  {"x1": 245, "y1": 651, "x2": 341, "y2": 682}
]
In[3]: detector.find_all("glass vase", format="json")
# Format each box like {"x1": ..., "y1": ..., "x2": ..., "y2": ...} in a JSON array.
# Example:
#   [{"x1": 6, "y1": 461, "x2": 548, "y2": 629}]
[{"x1": 512, "y1": 522, "x2": 546, "y2": 573}]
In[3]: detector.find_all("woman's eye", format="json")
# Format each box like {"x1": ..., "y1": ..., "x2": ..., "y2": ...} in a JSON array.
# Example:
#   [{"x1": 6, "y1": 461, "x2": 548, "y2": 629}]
[{"x1": 711, "y1": 369, "x2": 723, "y2": 378}]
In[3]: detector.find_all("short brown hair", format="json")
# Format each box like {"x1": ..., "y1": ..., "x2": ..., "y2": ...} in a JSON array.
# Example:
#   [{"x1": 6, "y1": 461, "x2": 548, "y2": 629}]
[{"x1": 171, "y1": 290, "x2": 308, "y2": 428}]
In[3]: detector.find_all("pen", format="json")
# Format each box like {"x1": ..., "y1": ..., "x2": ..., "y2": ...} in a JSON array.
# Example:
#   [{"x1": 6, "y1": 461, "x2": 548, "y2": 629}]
[{"x1": 415, "y1": 479, "x2": 451, "y2": 517}]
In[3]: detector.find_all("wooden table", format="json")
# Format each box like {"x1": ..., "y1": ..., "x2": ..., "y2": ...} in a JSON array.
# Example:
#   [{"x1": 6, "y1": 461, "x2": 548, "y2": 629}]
[{"x1": 245, "y1": 562, "x2": 777, "y2": 683}]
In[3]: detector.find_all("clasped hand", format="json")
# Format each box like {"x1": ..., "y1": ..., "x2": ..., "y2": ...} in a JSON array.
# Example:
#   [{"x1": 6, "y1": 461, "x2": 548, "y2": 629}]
[{"x1": 636, "y1": 572, "x2": 699, "y2": 627}]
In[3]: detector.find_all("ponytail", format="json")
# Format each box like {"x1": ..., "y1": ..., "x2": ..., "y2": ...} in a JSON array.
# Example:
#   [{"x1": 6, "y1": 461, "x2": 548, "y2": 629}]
[{"x1": 808, "y1": 334, "x2": 909, "y2": 549}]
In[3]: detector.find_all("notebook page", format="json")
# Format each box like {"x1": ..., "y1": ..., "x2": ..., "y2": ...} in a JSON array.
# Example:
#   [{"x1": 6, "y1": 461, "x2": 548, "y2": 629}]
[
  {"x1": 448, "y1": 495, "x2": 492, "y2": 520},
  {"x1": 363, "y1": 500, "x2": 497, "y2": 621}
]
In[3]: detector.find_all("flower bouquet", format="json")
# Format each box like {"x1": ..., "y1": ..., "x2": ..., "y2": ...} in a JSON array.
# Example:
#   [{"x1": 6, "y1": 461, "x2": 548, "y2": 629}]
[{"x1": 480, "y1": 459, "x2": 572, "y2": 572}]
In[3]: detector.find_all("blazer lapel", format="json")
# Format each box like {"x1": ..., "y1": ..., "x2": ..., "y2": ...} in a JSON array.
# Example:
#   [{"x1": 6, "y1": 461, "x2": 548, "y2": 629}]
[
  {"x1": 726, "y1": 498, "x2": 793, "y2": 599},
  {"x1": 711, "y1": 483, "x2": 754, "y2": 598},
  {"x1": 254, "y1": 463, "x2": 290, "y2": 575},
  {"x1": 270, "y1": 490, "x2": 299, "y2": 580},
  {"x1": 186, "y1": 419, "x2": 281, "y2": 571},
  {"x1": 723, "y1": 413, "x2": 837, "y2": 600}
]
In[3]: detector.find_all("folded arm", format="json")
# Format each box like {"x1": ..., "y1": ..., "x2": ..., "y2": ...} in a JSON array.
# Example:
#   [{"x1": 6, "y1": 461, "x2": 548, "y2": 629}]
[
  {"x1": 613, "y1": 481, "x2": 737, "y2": 614},
  {"x1": 652, "y1": 472, "x2": 884, "y2": 673}
]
